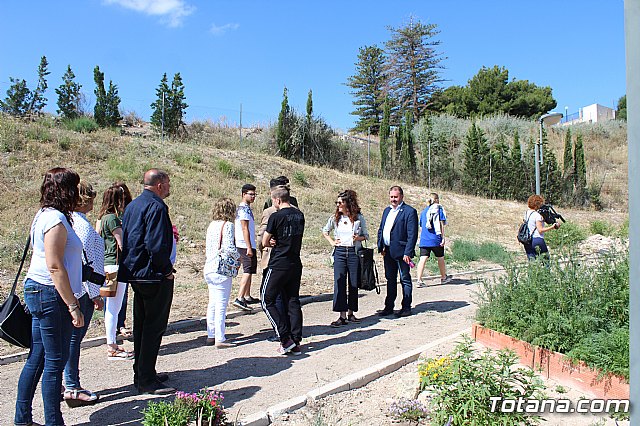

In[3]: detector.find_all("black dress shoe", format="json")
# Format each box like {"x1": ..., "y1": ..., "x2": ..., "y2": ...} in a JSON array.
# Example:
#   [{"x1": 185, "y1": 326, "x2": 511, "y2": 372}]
[
  {"x1": 137, "y1": 380, "x2": 175, "y2": 395},
  {"x1": 377, "y1": 308, "x2": 394, "y2": 317},
  {"x1": 394, "y1": 309, "x2": 412, "y2": 318},
  {"x1": 134, "y1": 373, "x2": 169, "y2": 388}
]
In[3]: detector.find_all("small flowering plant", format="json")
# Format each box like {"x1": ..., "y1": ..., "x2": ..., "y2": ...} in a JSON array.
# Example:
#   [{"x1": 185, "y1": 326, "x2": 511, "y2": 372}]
[
  {"x1": 174, "y1": 389, "x2": 227, "y2": 426},
  {"x1": 388, "y1": 397, "x2": 430, "y2": 422}
]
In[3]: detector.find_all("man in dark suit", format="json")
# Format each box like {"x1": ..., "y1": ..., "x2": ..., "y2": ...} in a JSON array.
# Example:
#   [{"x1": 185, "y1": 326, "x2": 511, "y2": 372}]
[{"x1": 376, "y1": 186, "x2": 419, "y2": 317}]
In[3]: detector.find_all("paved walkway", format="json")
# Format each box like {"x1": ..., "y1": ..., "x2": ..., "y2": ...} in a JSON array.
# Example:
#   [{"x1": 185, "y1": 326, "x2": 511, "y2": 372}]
[{"x1": 0, "y1": 273, "x2": 482, "y2": 425}]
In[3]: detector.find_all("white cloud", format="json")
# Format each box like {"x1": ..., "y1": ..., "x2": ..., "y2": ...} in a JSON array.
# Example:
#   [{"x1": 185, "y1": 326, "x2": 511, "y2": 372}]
[
  {"x1": 209, "y1": 22, "x2": 240, "y2": 35},
  {"x1": 104, "y1": 0, "x2": 195, "y2": 27}
]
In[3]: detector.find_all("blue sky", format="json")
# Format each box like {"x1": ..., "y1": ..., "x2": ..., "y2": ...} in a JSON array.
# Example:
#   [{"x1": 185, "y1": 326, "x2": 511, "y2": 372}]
[{"x1": 0, "y1": 0, "x2": 625, "y2": 132}]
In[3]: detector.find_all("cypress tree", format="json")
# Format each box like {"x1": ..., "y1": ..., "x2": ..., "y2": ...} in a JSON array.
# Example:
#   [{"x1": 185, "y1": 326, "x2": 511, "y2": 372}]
[
  {"x1": 105, "y1": 81, "x2": 122, "y2": 127},
  {"x1": 539, "y1": 127, "x2": 562, "y2": 203},
  {"x1": 573, "y1": 133, "x2": 588, "y2": 205},
  {"x1": 276, "y1": 86, "x2": 294, "y2": 158},
  {"x1": 167, "y1": 73, "x2": 188, "y2": 136},
  {"x1": 93, "y1": 66, "x2": 107, "y2": 127},
  {"x1": 56, "y1": 65, "x2": 82, "y2": 119},
  {"x1": 462, "y1": 122, "x2": 490, "y2": 196},
  {"x1": 399, "y1": 110, "x2": 416, "y2": 175},
  {"x1": 489, "y1": 135, "x2": 510, "y2": 198},
  {"x1": 507, "y1": 131, "x2": 528, "y2": 200},
  {"x1": 562, "y1": 128, "x2": 574, "y2": 202},
  {"x1": 379, "y1": 97, "x2": 391, "y2": 171}
]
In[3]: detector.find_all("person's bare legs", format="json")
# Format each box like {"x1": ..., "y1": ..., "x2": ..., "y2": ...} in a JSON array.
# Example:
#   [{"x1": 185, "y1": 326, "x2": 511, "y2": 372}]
[
  {"x1": 437, "y1": 256, "x2": 447, "y2": 279},
  {"x1": 416, "y1": 256, "x2": 429, "y2": 283},
  {"x1": 237, "y1": 273, "x2": 252, "y2": 299}
]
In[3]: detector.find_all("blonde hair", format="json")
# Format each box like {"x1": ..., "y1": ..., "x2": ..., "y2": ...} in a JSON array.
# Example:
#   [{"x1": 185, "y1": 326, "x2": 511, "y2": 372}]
[
  {"x1": 211, "y1": 197, "x2": 236, "y2": 221},
  {"x1": 77, "y1": 181, "x2": 97, "y2": 208},
  {"x1": 428, "y1": 192, "x2": 440, "y2": 205}
]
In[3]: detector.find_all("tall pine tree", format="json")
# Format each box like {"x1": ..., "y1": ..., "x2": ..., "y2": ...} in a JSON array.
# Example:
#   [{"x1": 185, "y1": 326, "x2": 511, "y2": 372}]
[
  {"x1": 105, "y1": 81, "x2": 122, "y2": 127},
  {"x1": 0, "y1": 78, "x2": 31, "y2": 116},
  {"x1": 93, "y1": 66, "x2": 107, "y2": 127},
  {"x1": 28, "y1": 56, "x2": 50, "y2": 115},
  {"x1": 150, "y1": 73, "x2": 170, "y2": 133},
  {"x1": 346, "y1": 45, "x2": 386, "y2": 134},
  {"x1": 56, "y1": 65, "x2": 82, "y2": 119}
]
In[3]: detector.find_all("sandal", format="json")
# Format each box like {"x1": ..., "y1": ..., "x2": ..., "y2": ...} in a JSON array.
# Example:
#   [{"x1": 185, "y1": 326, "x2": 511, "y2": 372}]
[
  {"x1": 347, "y1": 314, "x2": 361, "y2": 323},
  {"x1": 64, "y1": 389, "x2": 99, "y2": 408},
  {"x1": 330, "y1": 317, "x2": 348, "y2": 327},
  {"x1": 118, "y1": 327, "x2": 133, "y2": 338},
  {"x1": 107, "y1": 347, "x2": 134, "y2": 360}
]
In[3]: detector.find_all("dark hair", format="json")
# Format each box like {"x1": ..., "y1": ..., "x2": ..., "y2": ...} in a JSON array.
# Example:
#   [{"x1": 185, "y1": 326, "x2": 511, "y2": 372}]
[
  {"x1": 40, "y1": 167, "x2": 80, "y2": 224},
  {"x1": 334, "y1": 189, "x2": 361, "y2": 224},
  {"x1": 242, "y1": 183, "x2": 256, "y2": 194},
  {"x1": 270, "y1": 176, "x2": 290, "y2": 190},
  {"x1": 98, "y1": 182, "x2": 133, "y2": 218},
  {"x1": 389, "y1": 185, "x2": 404, "y2": 195},
  {"x1": 527, "y1": 194, "x2": 545, "y2": 210}
]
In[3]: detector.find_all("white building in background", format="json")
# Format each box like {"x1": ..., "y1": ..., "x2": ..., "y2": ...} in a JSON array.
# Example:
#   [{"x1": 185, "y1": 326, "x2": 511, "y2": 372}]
[{"x1": 563, "y1": 103, "x2": 616, "y2": 125}]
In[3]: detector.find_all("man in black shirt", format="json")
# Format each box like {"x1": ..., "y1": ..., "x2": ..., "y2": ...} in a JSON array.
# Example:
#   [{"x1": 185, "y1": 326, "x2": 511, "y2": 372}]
[{"x1": 261, "y1": 186, "x2": 305, "y2": 355}]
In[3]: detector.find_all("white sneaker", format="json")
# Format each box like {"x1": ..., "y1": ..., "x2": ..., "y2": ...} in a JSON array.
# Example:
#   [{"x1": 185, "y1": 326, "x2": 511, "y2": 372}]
[
  {"x1": 441, "y1": 275, "x2": 453, "y2": 284},
  {"x1": 416, "y1": 280, "x2": 427, "y2": 288}
]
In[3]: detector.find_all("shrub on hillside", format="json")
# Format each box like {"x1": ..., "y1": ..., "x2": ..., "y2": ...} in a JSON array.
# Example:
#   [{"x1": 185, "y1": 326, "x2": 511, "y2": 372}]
[
  {"x1": 450, "y1": 239, "x2": 512, "y2": 266},
  {"x1": 63, "y1": 117, "x2": 99, "y2": 133},
  {"x1": 589, "y1": 219, "x2": 614, "y2": 236}
]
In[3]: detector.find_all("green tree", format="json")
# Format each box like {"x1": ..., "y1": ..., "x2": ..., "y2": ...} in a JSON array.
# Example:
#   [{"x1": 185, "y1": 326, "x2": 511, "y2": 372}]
[
  {"x1": 398, "y1": 110, "x2": 416, "y2": 174},
  {"x1": 561, "y1": 128, "x2": 574, "y2": 201},
  {"x1": 346, "y1": 45, "x2": 386, "y2": 134},
  {"x1": 379, "y1": 97, "x2": 391, "y2": 171},
  {"x1": 276, "y1": 86, "x2": 295, "y2": 158},
  {"x1": 507, "y1": 131, "x2": 529, "y2": 200},
  {"x1": 28, "y1": 56, "x2": 50, "y2": 114},
  {"x1": 573, "y1": 133, "x2": 587, "y2": 204},
  {"x1": 0, "y1": 78, "x2": 31, "y2": 116},
  {"x1": 93, "y1": 66, "x2": 107, "y2": 126},
  {"x1": 616, "y1": 95, "x2": 626, "y2": 120},
  {"x1": 150, "y1": 73, "x2": 170, "y2": 133},
  {"x1": 385, "y1": 16, "x2": 445, "y2": 122},
  {"x1": 56, "y1": 65, "x2": 83, "y2": 119},
  {"x1": 539, "y1": 127, "x2": 563, "y2": 203},
  {"x1": 303, "y1": 89, "x2": 313, "y2": 162},
  {"x1": 462, "y1": 122, "x2": 490, "y2": 196},
  {"x1": 489, "y1": 135, "x2": 510, "y2": 198},
  {"x1": 105, "y1": 81, "x2": 122, "y2": 127}
]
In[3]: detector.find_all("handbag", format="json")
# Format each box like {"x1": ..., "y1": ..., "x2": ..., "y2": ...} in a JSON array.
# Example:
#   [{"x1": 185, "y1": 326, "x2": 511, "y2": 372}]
[
  {"x1": 98, "y1": 218, "x2": 119, "y2": 297},
  {"x1": 357, "y1": 243, "x2": 380, "y2": 294},
  {"x1": 0, "y1": 235, "x2": 33, "y2": 348},
  {"x1": 216, "y1": 221, "x2": 241, "y2": 278}
]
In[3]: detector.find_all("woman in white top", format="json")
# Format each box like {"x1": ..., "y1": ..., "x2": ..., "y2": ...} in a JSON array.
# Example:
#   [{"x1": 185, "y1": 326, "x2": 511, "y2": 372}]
[
  {"x1": 523, "y1": 194, "x2": 561, "y2": 260},
  {"x1": 15, "y1": 168, "x2": 85, "y2": 426},
  {"x1": 203, "y1": 198, "x2": 239, "y2": 348},
  {"x1": 322, "y1": 190, "x2": 369, "y2": 327},
  {"x1": 63, "y1": 181, "x2": 104, "y2": 407}
]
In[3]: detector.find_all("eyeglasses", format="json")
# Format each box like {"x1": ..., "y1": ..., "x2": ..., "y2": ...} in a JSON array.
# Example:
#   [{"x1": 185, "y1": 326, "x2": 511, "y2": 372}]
[
  {"x1": 335, "y1": 200, "x2": 343, "y2": 206},
  {"x1": 246, "y1": 192, "x2": 257, "y2": 197}
]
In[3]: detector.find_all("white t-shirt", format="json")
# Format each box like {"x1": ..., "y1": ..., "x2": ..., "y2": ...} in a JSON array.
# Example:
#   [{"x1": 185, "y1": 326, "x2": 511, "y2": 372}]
[
  {"x1": 526, "y1": 210, "x2": 544, "y2": 239},
  {"x1": 234, "y1": 202, "x2": 256, "y2": 249},
  {"x1": 26, "y1": 208, "x2": 83, "y2": 295},
  {"x1": 333, "y1": 215, "x2": 356, "y2": 247}
]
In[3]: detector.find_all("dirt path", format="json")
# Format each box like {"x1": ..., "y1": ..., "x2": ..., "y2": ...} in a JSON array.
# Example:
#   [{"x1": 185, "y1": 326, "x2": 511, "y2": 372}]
[{"x1": 0, "y1": 272, "x2": 480, "y2": 425}]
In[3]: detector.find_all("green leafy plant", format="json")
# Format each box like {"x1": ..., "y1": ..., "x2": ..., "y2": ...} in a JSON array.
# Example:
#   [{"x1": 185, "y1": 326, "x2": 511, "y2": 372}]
[
  {"x1": 292, "y1": 170, "x2": 310, "y2": 187},
  {"x1": 418, "y1": 336, "x2": 545, "y2": 425},
  {"x1": 141, "y1": 389, "x2": 227, "y2": 426},
  {"x1": 476, "y1": 251, "x2": 629, "y2": 378},
  {"x1": 450, "y1": 239, "x2": 512, "y2": 266},
  {"x1": 543, "y1": 221, "x2": 586, "y2": 249},
  {"x1": 589, "y1": 220, "x2": 614, "y2": 236},
  {"x1": 141, "y1": 400, "x2": 191, "y2": 426},
  {"x1": 58, "y1": 136, "x2": 71, "y2": 151},
  {"x1": 215, "y1": 159, "x2": 253, "y2": 180}
]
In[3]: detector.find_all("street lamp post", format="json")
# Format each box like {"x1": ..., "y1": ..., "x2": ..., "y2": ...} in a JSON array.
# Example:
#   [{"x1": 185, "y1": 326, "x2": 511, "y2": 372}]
[{"x1": 536, "y1": 112, "x2": 563, "y2": 195}]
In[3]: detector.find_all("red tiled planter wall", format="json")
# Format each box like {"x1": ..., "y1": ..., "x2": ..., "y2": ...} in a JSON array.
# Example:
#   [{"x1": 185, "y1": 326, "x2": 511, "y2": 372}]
[{"x1": 472, "y1": 323, "x2": 628, "y2": 399}]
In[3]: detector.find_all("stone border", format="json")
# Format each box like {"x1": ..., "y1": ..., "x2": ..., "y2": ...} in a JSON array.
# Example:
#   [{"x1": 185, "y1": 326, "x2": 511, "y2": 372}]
[{"x1": 237, "y1": 329, "x2": 468, "y2": 426}]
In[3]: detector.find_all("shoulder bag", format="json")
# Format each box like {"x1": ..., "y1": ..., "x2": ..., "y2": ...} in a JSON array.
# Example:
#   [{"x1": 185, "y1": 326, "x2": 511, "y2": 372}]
[
  {"x1": 216, "y1": 221, "x2": 241, "y2": 278},
  {"x1": 0, "y1": 235, "x2": 33, "y2": 348},
  {"x1": 358, "y1": 241, "x2": 380, "y2": 294}
]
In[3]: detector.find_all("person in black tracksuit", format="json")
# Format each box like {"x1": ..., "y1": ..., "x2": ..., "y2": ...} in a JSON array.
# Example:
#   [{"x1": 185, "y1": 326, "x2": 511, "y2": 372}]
[
  {"x1": 117, "y1": 169, "x2": 175, "y2": 395},
  {"x1": 260, "y1": 186, "x2": 305, "y2": 355}
]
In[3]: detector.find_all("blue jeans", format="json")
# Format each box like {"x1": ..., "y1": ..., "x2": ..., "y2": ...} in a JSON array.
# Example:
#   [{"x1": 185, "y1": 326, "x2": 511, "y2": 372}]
[
  {"x1": 383, "y1": 253, "x2": 413, "y2": 311},
  {"x1": 333, "y1": 246, "x2": 359, "y2": 312},
  {"x1": 15, "y1": 279, "x2": 73, "y2": 426},
  {"x1": 524, "y1": 237, "x2": 549, "y2": 260},
  {"x1": 64, "y1": 293, "x2": 95, "y2": 390}
]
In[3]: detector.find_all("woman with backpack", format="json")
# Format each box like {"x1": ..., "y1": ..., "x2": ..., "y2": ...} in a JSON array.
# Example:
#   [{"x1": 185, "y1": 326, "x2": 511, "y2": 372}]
[
  {"x1": 522, "y1": 194, "x2": 561, "y2": 260},
  {"x1": 322, "y1": 190, "x2": 369, "y2": 327}
]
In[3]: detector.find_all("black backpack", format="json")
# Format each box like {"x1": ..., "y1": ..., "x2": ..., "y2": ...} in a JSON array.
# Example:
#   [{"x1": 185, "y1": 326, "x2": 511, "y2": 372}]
[
  {"x1": 517, "y1": 212, "x2": 533, "y2": 245},
  {"x1": 358, "y1": 247, "x2": 380, "y2": 294}
]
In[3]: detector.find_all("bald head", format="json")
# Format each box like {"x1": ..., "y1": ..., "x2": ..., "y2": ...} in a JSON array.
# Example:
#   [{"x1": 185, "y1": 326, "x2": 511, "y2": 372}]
[{"x1": 143, "y1": 169, "x2": 170, "y2": 199}]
